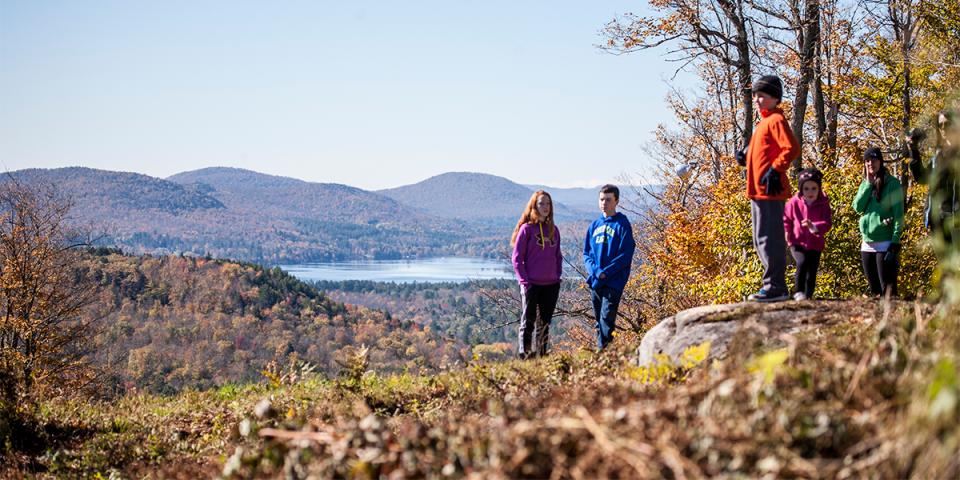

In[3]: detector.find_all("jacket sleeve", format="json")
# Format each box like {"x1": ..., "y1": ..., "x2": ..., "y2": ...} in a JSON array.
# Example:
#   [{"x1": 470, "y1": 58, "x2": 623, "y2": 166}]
[
  {"x1": 852, "y1": 180, "x2": 872, "y2": 214},
  {"x1": 890, "y1": 180, "x2": 905, "y2": 243},
  {"x1": 555, "y1": 227, "x2": 563, "y2": 279},
  {"x1": 812, "y1": 199, "x2": 833, "y2": 236},
  {"x1": 582, "y1": 225, "x2": 596, "y2": 279},
  {"x1": 783, "y1": 200, "x2": 797, "y2": 246},
  {"x1": 771, "y1": 116, "x2": 800, "y2": 173},
  {"x1": 600, "y1": 221, "x2": 635, "y2": 277},
  {"x1": 908, "y1": 146, "x2": 930, "y2": 185},
  {"x1": 512, "y1": 226, "x2": 530, "y2": 285}
]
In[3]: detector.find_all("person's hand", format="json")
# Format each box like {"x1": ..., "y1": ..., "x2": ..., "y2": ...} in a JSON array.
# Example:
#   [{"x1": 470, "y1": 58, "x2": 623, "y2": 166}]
[
  {"x1": 760, "y1": 167, "x2": 784, "y2": 196},
  {"x1": 884, "y1": 243, "x2": 901, "y2": 262},
  {"x1": 801, "y1": 218, "x2": 818, "y2": 233},
  {"x1": 735, "y1": 149, "x2": 747, "y2": 167},
  {"x1": 906, "y1": 128, "x2": 926, "y2": 146},
  {"x1": 599, "y1": 272, "x2": 607, "y2": 279}
]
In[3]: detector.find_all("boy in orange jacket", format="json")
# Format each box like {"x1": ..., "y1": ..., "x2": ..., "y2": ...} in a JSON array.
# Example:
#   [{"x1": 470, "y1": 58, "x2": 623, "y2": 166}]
[{"x1": 736, "y1": 75, "x2": 800, "y2": 302}]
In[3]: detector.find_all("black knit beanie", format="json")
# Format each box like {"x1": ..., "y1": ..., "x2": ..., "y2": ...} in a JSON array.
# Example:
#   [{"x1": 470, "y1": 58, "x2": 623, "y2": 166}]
[
  {"x1": 797, "y1": 168, "x2": 823, "y2": 191},
  {"x1": 863, "y1": 147, "x2": 883, "y2": 162},
  {"x1": 752, "y1": 75, "x2": 783, "y2": 100}
]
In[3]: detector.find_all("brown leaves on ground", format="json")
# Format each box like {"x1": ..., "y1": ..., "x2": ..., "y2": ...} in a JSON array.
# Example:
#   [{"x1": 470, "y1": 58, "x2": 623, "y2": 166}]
[
  {"x1": 5, "y1": 299, "x2": 956, "y2": 478},
  {"x1": 222, "y1": 299, "x2": 957, "y2": 479}
]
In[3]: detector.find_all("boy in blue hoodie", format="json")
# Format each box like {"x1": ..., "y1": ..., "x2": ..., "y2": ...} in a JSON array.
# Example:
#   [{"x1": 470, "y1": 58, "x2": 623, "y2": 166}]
[{"x1": 583, "y1": 184, "x2": 636, "y2": 350}]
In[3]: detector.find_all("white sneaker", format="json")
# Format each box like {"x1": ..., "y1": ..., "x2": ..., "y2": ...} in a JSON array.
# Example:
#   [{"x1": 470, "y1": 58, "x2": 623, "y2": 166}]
[{"x1": 793, "y1": 292, "x2": 807, "y2": 301}]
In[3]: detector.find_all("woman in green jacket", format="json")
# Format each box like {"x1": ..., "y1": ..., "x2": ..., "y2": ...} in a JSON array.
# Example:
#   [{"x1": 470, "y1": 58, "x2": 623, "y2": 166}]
[
  {"x1": 907, "y1": 110, "x2": 958, "y2": 245},
  {"x1": 853, "y1": 147, "x2": 905, "y2": 297}
]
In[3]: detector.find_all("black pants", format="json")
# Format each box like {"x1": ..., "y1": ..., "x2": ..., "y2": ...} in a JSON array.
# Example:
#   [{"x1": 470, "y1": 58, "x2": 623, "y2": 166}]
[
  {"x1": 518, "y1": 283, "x2": 561, "y2": 357},
  {"x1": 791, "y1": 246, "x2": 821, "y2": 298},
  {"x1": 861, "y1": 251, "x2": 899, "y2": 297}
]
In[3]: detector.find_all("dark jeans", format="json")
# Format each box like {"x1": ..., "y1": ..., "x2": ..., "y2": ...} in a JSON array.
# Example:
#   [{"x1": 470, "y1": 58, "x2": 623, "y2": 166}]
[
  {"x1": 861, "y1": 251, "x2": 899, "y2": 297},
  {"x1": 518, "y1": 283, "x2": 560, "y2": 357},
  {"x1": 591, "y1": 285, "x2": 622, "y2": 350},
  {"x1": 790, "y1": 246, "x2": 822, "y2": 298}
]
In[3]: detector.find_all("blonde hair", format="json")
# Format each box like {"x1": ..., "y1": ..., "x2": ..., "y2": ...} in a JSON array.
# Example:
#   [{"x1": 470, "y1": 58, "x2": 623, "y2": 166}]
[{"x1": 510, "y1": 190, "x2": 555, "y2": 247}]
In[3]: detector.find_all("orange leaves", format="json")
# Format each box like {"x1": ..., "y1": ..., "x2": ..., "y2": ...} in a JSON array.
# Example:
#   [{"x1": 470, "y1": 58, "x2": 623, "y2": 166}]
[{"x1": 0, "y1": 181, "x2": 97, "y2": 409}]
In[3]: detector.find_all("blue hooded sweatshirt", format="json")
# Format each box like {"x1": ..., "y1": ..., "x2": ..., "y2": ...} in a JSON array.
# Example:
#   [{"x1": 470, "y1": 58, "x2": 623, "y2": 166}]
[{"x1": 582, "y1": 212, "x2": 635, "y2": 292}]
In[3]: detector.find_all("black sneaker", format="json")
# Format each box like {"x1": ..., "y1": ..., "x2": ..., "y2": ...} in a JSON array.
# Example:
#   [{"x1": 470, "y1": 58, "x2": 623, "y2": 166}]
[{"x1": 747, "y1": 288, "x2": 789, "y2": 302}]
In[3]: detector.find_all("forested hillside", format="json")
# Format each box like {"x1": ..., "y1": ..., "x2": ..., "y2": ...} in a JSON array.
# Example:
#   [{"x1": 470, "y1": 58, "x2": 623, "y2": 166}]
[
  {"x1": 5, "y1": 167, "x2": 636, "y2": 265},
  {"x1": 11, "y1": 167, "x2": 225, "y2": 214},
  {"x1": 378, "y1": 172, "x2": 589, "y2": 223},
  {"x1": 6, "y1": 167, "x2": 506, "y2": 263},
  {"x1": 167, "y1": 167, "x2": 420, "y2": 226},
  {"x1": 80, "y1": 250, "x2": 469, "y2": 394},
  {"x1": 312, "y1": 279, "x2": 516, "y2": 346}
]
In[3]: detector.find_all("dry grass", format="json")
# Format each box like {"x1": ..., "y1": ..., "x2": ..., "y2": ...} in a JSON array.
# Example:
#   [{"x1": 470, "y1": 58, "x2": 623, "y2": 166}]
[
  {"x1": 3, "y1": 298, "x2": 958, "y2": 479},
  {"x1": 221, "y1": 299, "x2": 958, "y2": 479}
]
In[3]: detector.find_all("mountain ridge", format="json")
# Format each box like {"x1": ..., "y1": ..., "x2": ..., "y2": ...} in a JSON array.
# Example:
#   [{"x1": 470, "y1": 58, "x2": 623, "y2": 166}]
[
  {"x1": 6, "y1": 166, "x2": 652, "y2": 262},
  {"x1": 378, "y1": 171, "x2": 590, "y2": 221}
]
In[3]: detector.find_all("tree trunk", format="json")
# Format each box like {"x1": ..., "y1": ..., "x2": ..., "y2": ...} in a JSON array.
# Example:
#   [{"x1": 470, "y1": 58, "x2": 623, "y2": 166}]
[
  {"x1": 792, "y1": 0, "x2": 821, "y2": 173},
  {"x1": 902, "y1": 23, "x2": 912, "y2": 132},
  {"x1": 718, "y1": 0, "x2": 754, "y2": 147},
  {"x1": 813, "y1": 57, "x2": 827, "y2": 155},
  {"x1": 739, "y1": 63, "x2": 754, "y2": 148},
  {"x1": 827, "y1": 102, "x2": 838, "y2": 155}
]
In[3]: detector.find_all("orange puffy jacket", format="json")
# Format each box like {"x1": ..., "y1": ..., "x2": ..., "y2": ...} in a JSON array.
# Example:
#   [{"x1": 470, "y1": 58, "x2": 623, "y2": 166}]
[{"x1": 746, "y1": 108, "x2": 799, "y2": 201}]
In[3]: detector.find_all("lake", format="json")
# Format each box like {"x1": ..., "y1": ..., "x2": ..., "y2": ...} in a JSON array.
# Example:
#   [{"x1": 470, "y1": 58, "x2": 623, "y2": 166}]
[{"x1": 280, "y1": 257, "x2": 515, "y2": 283}]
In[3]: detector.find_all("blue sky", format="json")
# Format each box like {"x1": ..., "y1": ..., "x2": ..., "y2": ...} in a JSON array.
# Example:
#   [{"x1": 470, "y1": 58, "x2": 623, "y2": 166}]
[{"x1": 0, "y1": 1, "x2": 690, "y2": 190}]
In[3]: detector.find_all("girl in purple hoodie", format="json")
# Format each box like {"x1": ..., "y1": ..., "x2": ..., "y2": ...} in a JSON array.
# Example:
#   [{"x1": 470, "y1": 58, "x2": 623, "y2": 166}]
[
  {"x1": 784, "y1": 168, "x2": 833, "y2": 300},
  {"x1": 511, "y1": 190, "x2": 562, "y2": 359}
]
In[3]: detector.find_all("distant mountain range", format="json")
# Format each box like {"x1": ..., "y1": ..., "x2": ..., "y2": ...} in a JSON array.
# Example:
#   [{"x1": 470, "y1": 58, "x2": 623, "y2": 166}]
[
  {"x1": 168, "y1": 167, "x2": 427, "y2": 225},
  {"x1": 524, "y1": 183, "x2": 664, "y2": 214},
  {"x1": 5, "y1": 166, "x2": 660, "y2": 263},
  {"x1": 11, "y1": 167, "x2": 226, "y2": 214},
  {"x1": 378, "y1": 172, "x2": 590, "y2": 222}
]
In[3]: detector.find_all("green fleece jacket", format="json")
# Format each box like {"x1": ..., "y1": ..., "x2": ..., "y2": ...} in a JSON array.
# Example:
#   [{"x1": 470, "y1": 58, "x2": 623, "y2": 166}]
[{"x1": 852, "y1": 175, "x2": 905, "y2": 243}]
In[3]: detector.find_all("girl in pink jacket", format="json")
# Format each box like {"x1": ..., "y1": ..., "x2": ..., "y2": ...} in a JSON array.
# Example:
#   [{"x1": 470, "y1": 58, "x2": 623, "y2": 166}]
[
  {"x1": 511, "y1": 190, "x2": 562, "y2": 358},
  {"x1": 784, "y1": 168, "x2": 833, "y2": 300}
]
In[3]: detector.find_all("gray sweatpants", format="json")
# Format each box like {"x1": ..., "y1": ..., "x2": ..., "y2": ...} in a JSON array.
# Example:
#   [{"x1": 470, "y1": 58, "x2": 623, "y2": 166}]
[{"x1": 751, "y1": 199, "x2": 788, "y2": 293}]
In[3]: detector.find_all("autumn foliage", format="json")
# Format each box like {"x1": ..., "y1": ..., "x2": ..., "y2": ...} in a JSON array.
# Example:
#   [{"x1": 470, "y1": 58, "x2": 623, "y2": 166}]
[
  {"x1": 0, "y1": 181, "x2": 98, "y2": 448},
  {"x1": 604, "y1": 0, "x2": 960, "y2": 327}
]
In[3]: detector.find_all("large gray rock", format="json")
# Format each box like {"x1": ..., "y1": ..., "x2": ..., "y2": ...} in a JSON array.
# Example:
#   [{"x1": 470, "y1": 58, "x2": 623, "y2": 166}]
[{"x1": 636, "y1": 301, "x2": 835, "y2": 366}]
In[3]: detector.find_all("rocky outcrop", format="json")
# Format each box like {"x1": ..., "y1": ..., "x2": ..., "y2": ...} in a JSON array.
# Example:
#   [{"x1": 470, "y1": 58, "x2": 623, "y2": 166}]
[{"x1": 636, "y1": 301, "x2": 845, "y2": 366}]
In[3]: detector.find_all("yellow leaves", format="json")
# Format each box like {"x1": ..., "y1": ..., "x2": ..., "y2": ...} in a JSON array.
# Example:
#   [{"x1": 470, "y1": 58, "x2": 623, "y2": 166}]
[
  {"x1": 927, "y1": 357, "x2": 959, "y2": 420},
  {"x1": 627, "y1": 355, "x2": 676, "y2": 384},
  {"x1": 747, "y1": 348, "x2": 791, "y2": 386},
  {"x1": 628, "y1": 341, "x2": 712, "y2": 385},
  {"x1": 680, "y1": 340, "x2": 711, "y2": 369}
]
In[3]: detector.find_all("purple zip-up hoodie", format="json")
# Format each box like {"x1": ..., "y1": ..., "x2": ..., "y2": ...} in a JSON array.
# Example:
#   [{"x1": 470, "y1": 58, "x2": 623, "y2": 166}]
[
  {"x1": 512, "y1": 223, "x2": 562, "y2": 287},
  {"x1": 784, "y1": 191, "x2": 833, "y2": 251}
]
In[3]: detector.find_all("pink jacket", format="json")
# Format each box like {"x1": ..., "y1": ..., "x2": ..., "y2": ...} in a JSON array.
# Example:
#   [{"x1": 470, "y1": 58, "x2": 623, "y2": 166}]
[
  {"x1": 512, "y1": 223, "x2": 562, "y2": 286},
  {"x1": 784, "y1": 192, "x2": 833, "y2": 251}
]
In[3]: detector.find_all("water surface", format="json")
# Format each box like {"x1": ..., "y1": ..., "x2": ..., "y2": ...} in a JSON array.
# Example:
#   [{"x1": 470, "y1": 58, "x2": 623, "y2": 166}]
[{"x1": 281, "y1": 257, "x2": 514, "y2": 283}]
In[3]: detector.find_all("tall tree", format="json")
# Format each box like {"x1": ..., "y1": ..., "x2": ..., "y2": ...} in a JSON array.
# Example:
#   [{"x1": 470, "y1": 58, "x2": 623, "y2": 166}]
[
  {"x1": 865, "y1": 0, "x2": 923, "y2": 131},
  {"x1": 750, "y1": 0, "x2": 823, "y2": 170},
  {"x1": 0, "y1": 181, "x2": 96, "y2": 411},
  {"x1": 602, "y1": 0, "x2": 755, "y2": 150}
]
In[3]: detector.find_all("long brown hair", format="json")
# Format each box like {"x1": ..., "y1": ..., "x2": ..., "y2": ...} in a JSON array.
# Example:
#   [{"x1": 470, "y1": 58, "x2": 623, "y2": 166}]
[{"x1": 510, "y1": 190, "x2": 555, "y2": 247}]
